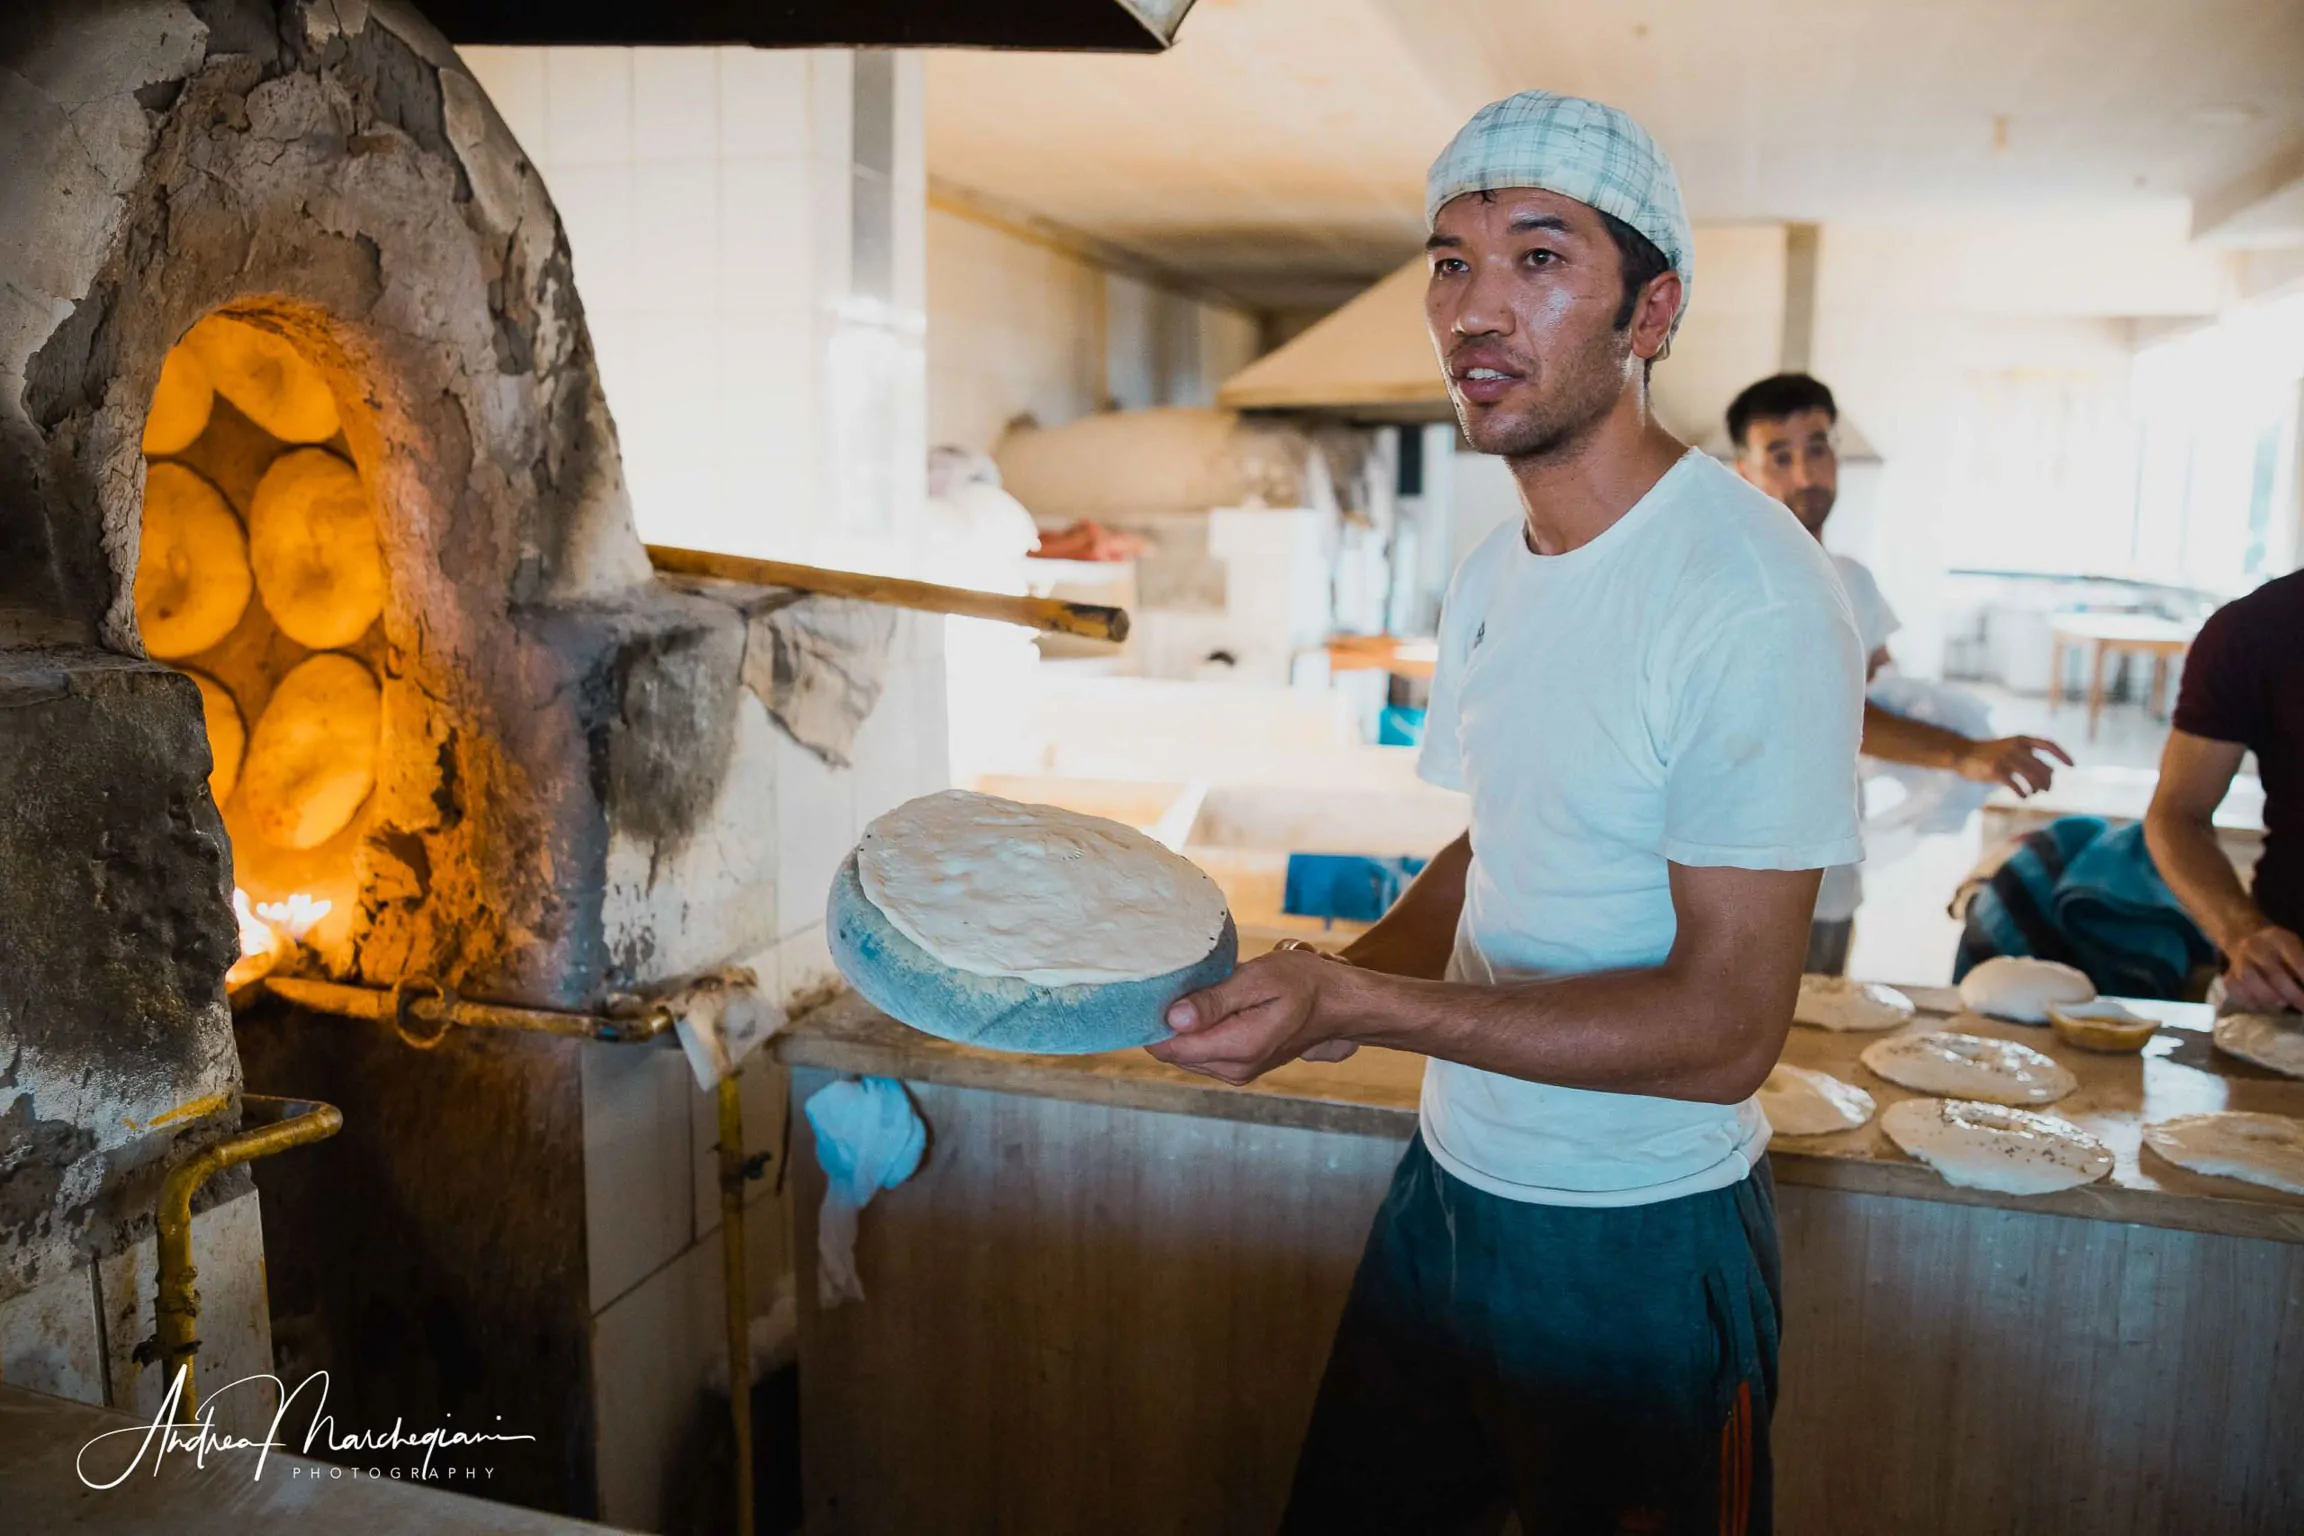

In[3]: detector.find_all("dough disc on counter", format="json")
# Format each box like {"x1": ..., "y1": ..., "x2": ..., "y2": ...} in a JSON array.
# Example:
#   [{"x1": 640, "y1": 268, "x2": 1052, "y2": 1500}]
[
  {"x1": 1882, "y1": 1098, "x2": 2111, "y2": 1195},
  {"x1": 239, "y1": 654, "x2": 381, "y2": 849},
  {"x1": 1759, "y1": 1064, "x2": 1875, "y2": 1137},
  {"x1": 135, "y1": 463, "x2": 251, "y2": 659},
  {"x1": 1793, "y1": 976, "x2": 1915, "y2": 1032},
  {"x1": 856, "y1": 789, "x2": 1228, "y2": 988},
  {"x1": 2212, "y1": 1011, "x2": 2304, "y2": 1079},
  {"x1": 1860, "y1": 1030, "x2": 2077, "y2": 1105},
  {"x1": 1957, "y1": 956, "x2": 2095, "y2": 1023},
  {"x1": 250, "y1": 447, "x2": 386, "y2": 649},
  {"x1": 2143, "y1": 1112, "x2": 2304, "y2": 1196}
]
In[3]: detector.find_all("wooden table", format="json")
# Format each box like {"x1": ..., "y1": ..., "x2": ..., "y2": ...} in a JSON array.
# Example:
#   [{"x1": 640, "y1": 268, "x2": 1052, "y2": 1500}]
[
  {"x1": 1323, "y1": 633, "x2": 1437, "y2": 681},
  {"x1": 2048, "y1": 611, "x2": 2198, "y2": 740},
  {"x1": 777, "y1": 989, "x2": 2304, "y2": 1535}
]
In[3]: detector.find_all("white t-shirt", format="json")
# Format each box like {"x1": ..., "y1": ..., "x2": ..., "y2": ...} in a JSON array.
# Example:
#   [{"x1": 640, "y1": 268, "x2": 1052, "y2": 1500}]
[
  {"x1": 1813, "y1": 555, "x2": 1902, "y2": 923},
  {"x1": 1416, "y1": 450, "x2": 1865, "y2": 1207}
]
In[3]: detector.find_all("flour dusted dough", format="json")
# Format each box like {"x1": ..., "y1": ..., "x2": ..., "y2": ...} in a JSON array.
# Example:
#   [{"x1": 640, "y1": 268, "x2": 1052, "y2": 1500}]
[
  {"x1": 1793, "y1": 976, "x2": 1915, "y2": 1032},
  {"x1": 2142, "y1": 1112, "x2": 2304, "y2": 1196},
  {"x1": 250, "y1": 447, "x2": 386, "y2": 648},
  {"x1": 239, "y1": 654, "x2": 381, "y2": 849},
  {"x1": 1957, "y1": 956, "x2": 2096, "y2": 1023},
  {"x1": 142, "y1": 343, "x2": 215, "y2": 455},
  {"x1": 1758, "y1": 1064, "x2": 1875, "y2": 1137},
  {"x1": 1860, "y1": 1030, "x2": 2077, "y2": 1105},
  {"x1": 2212, "y1": 1011, "x2": 2304, "y2": 1079},
  {"x1": 186, "y1": 314, "x2": 340, "y2": 443},
  {"x1": 135, "y1": 463, "x2": 252, "y2": 658},
  {"x1": 1882, "y1": 1098, "x2": 2112, "y2": 1195},
  {"x1": 856, "y1": 789, "x2": 1229, "y2": 988},
  {"x1": 186, "y1": 670, "x2": 245, "y2": 803}
]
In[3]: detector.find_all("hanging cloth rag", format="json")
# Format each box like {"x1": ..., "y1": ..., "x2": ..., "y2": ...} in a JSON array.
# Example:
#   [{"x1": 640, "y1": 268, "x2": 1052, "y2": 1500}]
[{"x1": 803, "y1": 1076, "x2": 926, "y2": 1306}]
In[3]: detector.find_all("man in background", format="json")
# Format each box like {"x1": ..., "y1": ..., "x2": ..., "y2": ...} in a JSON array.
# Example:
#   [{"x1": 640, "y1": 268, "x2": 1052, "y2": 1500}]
[
  {"x1": 1728, "y1": 373, "x2": 2073, "y2": 974},
  {"x1": 2146, "y1": 568, "x2": 2304, "y2": 1011}
]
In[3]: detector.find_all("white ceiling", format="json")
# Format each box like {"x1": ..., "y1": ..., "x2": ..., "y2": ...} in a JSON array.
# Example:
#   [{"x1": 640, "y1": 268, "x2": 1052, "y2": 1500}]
[{"x1": 925, "y1": 0, "x2": 2304, "y2": 310}]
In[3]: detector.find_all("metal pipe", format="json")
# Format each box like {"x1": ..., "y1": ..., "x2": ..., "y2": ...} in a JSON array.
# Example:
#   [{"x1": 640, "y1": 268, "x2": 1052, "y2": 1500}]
[
  {"x1": 718, "y1": 1073, "x2": 756, "y2": 1536},
  {"x1": 153, "y1": 1095, "x2": 342, "y2": 1418},
  {"x1": 263, "y1": 975, "x2": 676, "y2": 1048}
]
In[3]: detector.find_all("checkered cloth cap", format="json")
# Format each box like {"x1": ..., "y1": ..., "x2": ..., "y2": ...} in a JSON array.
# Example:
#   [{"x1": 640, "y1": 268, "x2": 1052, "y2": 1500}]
[{"x1": 1426, "y1": 91, "x2": 1694, "y2": 334}]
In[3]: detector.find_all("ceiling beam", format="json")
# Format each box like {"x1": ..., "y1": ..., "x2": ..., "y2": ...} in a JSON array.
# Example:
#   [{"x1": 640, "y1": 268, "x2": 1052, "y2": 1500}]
[{"x1": 2192, "y1": 137, "x2": 2304, "y2": 247}]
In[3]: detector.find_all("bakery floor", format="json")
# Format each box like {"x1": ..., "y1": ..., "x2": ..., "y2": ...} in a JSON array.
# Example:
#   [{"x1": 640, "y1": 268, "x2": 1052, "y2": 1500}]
[{"x1": 1851, "y1": 686, "x2": 2174, "y2": 985}]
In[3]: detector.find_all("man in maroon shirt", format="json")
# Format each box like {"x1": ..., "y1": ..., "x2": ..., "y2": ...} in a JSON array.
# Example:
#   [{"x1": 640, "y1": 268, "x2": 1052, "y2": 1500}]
[{"x1": 2146, "y1": 569, "x2": 2304, "y2": 1010}]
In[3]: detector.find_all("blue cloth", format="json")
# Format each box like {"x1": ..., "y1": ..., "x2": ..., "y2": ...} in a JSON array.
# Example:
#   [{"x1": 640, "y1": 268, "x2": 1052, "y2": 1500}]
[
  {"x1": 1376, "y1": 705, "x2": 1426, "y2": 747},
  {"x1": 1284, "y1": 853, "x2": 1429, "y2": 925},
  {"x1": 1282, "y1": 1137, "x2": 1779, "y2": 1533},
  {"x1": 1954, "y1": 816, "x2": 2213, "y2": 1001}
]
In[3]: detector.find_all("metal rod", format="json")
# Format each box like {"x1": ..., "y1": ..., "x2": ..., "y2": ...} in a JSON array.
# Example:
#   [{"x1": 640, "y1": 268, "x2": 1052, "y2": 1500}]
[
  {"x1": 263, "y1": 975, "x2": 676, "y2": 1048},
  {"x1": 718, "y1": 1073, "x2": 757, "y2": 1536},
  {"x1": 154, "y1": 1095, "x2": 342, "y2": 1418},
  {"x1": 648, "y1": 542, "x2": 1131, "y2": 644}
]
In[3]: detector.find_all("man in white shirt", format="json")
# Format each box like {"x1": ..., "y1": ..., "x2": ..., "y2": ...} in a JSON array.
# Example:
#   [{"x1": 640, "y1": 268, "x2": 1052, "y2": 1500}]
[
  {"x1": 1149, "y1": 94, "x2": 1862, "y2": 1533},
  {"x1": 1725, "y1": 373, "x2": 2071, "y2": 974}
]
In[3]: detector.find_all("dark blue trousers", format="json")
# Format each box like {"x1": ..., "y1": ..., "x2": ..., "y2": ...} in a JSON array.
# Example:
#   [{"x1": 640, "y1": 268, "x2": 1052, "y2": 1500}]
[{"x1": 1281, "y1": 1136, "x2": 1782, "y2": 1535}]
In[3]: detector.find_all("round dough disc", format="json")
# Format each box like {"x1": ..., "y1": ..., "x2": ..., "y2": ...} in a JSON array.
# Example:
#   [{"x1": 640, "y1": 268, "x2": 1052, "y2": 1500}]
[
  {"x1": 141, "y1": 343, "x2": 215, "y2": 456},
  {"x1": 1881, "y1": 1098, "x2": 2111, "y2": 1195},
  {"x1": 186, "y1": 670, "x2": 245, "y2": 803},
  {"x1": 1957, "y1": 956, "x2": 2095, "y2": 1023},
  {"x1": 1859, "y1": 1029, "x2": 2078, "y2": 1105},
  {"x1": 1759, "y1": 1064, "x2": 1876, "y2": 1137},
  {"x1": 135, "y1": 463, "x2": 251, "y2": 659},
  {"x1": 239, "y1": 654, "x2": 381, "y2": 849},
  {"x1": 855, "y1": 789, "x2": 1230, "y2": 988},
  {"x1": 186, "y1": 313, "x2": 340, "y2": 444},
  {"x1": 1794, "y1": 976, "x2": 1916, "y2": 1032},
  {"x1": 2142, "y1": 1111, "x2": 2304, "y2": 1196},
  {"x1": 2211, "y1": 1010, "x2": 2304, "y2": 1079},
  {"x1": 250, "y1": 447, "x2": 386, "y2": 648}
]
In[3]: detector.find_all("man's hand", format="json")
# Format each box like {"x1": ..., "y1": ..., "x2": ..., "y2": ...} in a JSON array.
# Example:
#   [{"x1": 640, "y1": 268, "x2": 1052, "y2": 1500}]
[
  {"x1": 1953, "y1": 735, "x2": 2072, "y2": 796},
  {"x1": 2223, "y1": 922, "x2": 2304, "y2": 1013},
  {"x1": 1146, "y1": 950, "x2": 1366, "y2": 1085}
]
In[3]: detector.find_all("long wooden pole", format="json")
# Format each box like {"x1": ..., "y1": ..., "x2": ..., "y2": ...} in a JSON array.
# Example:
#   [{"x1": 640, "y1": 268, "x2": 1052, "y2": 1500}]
[{"x1": 647, "y1": 544, "x2": 1130, "y2": 644}]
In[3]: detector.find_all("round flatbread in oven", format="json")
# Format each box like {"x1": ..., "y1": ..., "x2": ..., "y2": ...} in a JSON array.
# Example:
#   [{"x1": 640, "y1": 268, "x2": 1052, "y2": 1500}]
[
  {"x1": 135, "y1": 463, "x2": 251, "y2": 659},
  {"x1": 142, "y1": 342, "x2": 215, "y2": 455},
  {"x1": 186, "y1": 313, "x2": 340, "y2": 444},
  {"x1": 239, "y1": 653, "x2": 381, "y2": 849},
  {"x1": 249, "y1": 447, "x2": 386, "y2": 649},
  {"x1": 1882, "y1": 1098, "x2": 2111, "y2": 1195},
  {"x1": 185, "y1": 669, "x2": 245, "y2": 803},
  {"x1": 1860, "y1": 1030, "x2": 2077, "y2": 1105}
]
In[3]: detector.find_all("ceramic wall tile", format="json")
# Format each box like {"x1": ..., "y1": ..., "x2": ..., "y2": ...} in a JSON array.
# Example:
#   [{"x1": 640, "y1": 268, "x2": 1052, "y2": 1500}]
[{"x1": 543, "y1": 49, "x2": 633, "y2": 168}]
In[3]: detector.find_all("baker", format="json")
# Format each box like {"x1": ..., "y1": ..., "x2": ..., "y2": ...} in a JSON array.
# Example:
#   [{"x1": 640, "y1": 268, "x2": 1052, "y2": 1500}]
[
  {"x1": 1725, "y1": 372, "x2": 2073, "y2": 975},
  {"x1": 1149, "y1": 92, "x2": 1863, "y2": 1532},
  {"x1": 2145, "y1": 567, "x2": 2304, "y2": 1012}
]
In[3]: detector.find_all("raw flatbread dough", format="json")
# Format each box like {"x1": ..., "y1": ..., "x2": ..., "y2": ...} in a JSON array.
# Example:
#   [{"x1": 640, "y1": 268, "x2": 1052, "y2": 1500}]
[
  {"x1": 855, "y1": 789, "x2": 1229, "y2": 988},
  {"x1": 1882, "y1": 1098, "x2": 2112, "y2": 1195},
  {"x1": 1957, "y1": 955, "x2": 2095, "y2": 1023},
  {"x1": 2142, "y1": 1112, "x2": 2304, "y2": 1196},
  {"x1": 142, "y1": 343, "x2": 215, "y2": 455},
  {"x1": 239, "y1": 654, "x2": 381, "y2": 849},
  {"x1": 1860, "y1": 1030, "x2": 2078, "y2": 1105},
  {"x1": 186, "y1": 670, "x2": 245, "y2": 803},
  {"x1": 186, "y1": 313, "x2": 340, "y2": 444},
  {"x1": 1794, "y1": 976, "x2": 1915, "y2": 1032},
  {"x1": 1758, "y1": 1064, "x2": 1875, "y2": 1137},
  {"x1": 2212, "y1": 1010, "x2": 2304, "y2": 1079},
  {"x1": 250, "y1": 447, "x2": 386, "y2": 648},
  {"x1": 135, "y1": 463, "x2": 251, "y2": 658}
]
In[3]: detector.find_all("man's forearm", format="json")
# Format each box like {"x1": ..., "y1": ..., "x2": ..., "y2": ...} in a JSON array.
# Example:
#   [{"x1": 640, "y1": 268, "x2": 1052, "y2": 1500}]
[
  {"x1": 2145, "y1": 809, "x2": 2263, "y2": 951},
  {"x1": 1338, "y1": 962, "x2": 1787, "y2": 1105},
  {"x1": 1859, "y1": 702, "x2": 1968, "y2": 770},
  {"x1": 1336, "y1": 834, "x2": 1469, "y2": 979}
]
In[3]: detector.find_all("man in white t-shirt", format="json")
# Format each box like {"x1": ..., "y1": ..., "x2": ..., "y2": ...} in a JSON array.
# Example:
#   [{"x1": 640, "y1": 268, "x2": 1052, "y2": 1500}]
[
  {"x1": 1725, "y1": 373, "x2": 2071, "y2": 975},
  {"x1": 1149, "y1": 94, "x2": 1860, "y2": 1533}
]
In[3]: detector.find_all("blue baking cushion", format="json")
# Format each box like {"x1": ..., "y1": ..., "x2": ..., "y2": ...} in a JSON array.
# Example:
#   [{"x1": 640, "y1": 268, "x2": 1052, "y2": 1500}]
[
  {"x1": 1283, "y1": 853, "x2": 1428, "y2": 925},
  {"x1": 827, "y1": 851, "x2": 1238, "y2": 1055}
]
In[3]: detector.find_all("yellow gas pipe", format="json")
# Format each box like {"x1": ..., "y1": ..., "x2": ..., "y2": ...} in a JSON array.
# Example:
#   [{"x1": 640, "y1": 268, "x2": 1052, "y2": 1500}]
[{"x1": 152, "y1": 1094, "x2": 342, "y2": 1418}]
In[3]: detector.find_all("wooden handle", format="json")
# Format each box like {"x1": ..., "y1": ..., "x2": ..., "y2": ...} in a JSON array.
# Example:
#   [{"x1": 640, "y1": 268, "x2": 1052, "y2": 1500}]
[{"x1": 646, "y1": 544, "x2": 1130, "y2": 644}]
